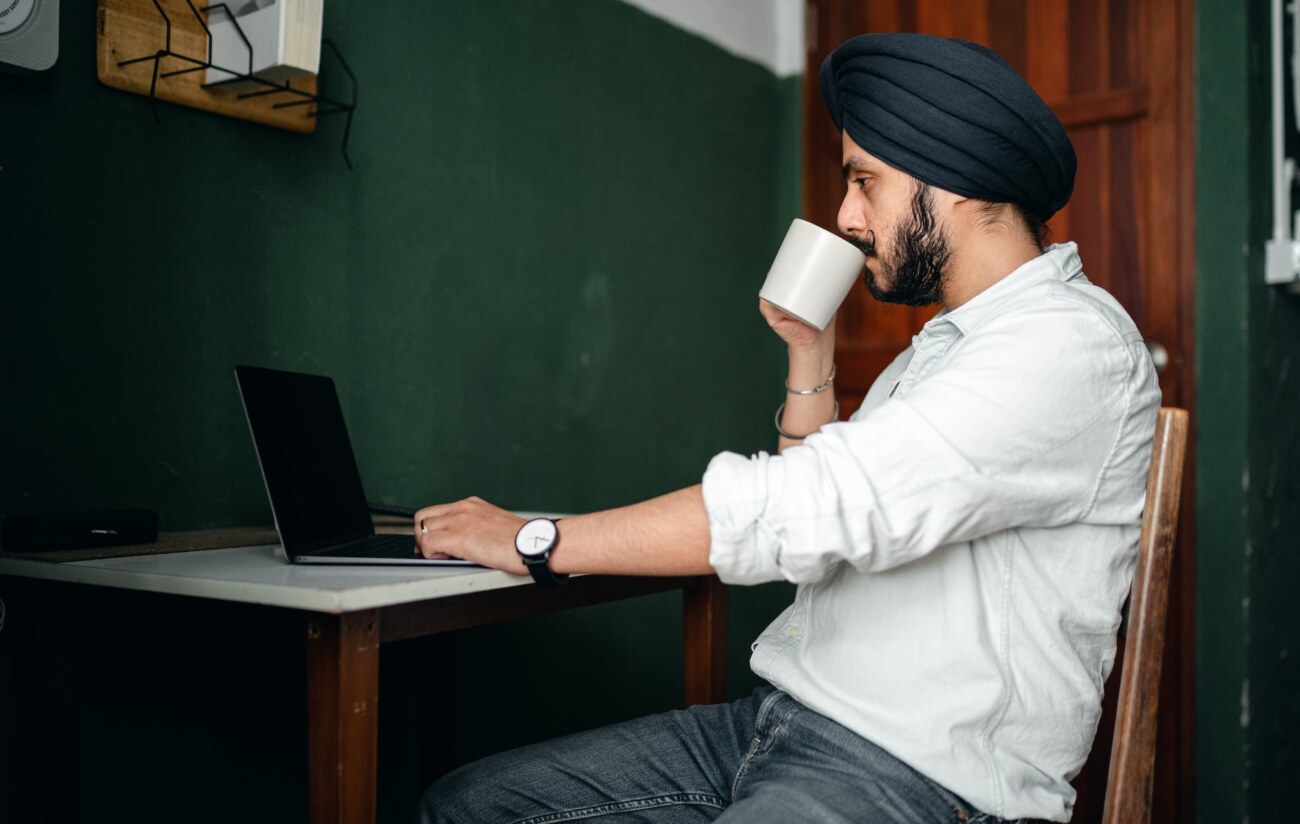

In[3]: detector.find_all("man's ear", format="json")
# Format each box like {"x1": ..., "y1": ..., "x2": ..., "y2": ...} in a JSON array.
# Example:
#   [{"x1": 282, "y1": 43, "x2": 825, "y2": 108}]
[
  {"x1": 930, "y1": 189, "x2": 967, "y2": 224},
  {"x1": 937, "y1": 190, "x2": 969, "y2": 210}
]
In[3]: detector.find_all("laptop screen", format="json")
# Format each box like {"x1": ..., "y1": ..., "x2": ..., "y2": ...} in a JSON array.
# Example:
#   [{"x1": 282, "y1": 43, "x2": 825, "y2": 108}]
[{"x1": 235, "y1": 366, "x2": 375, "y2": 553}]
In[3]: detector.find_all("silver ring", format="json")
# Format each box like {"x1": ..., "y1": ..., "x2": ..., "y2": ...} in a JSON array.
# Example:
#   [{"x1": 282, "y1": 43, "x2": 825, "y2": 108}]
[{"x1": 420, "y1": 520, "x2": 428, "y2": 534}]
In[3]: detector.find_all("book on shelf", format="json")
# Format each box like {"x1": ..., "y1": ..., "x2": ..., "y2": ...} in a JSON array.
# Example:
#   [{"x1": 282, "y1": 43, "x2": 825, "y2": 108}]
[{"x1": 205, "y1": 0, "x2": 323, "y2": 92}]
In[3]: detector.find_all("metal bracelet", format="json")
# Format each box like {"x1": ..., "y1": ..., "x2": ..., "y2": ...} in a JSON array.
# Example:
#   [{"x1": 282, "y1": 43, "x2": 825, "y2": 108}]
[
  {"x1": 786, "y1": 363, "x2": 836, "y2": 395},
  {"x1": 774, "y1": 400, "x2": 840, "y2": 440}
]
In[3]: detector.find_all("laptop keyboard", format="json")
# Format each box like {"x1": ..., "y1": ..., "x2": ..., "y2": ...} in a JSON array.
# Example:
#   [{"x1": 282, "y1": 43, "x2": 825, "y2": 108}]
[{"x1": 307, "y1": 534, "x2": 420, "y2": 559}]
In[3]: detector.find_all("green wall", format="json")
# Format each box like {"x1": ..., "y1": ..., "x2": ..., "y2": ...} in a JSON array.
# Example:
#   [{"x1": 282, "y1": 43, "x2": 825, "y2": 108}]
[
  {"x1": 0, "y1": 2, "x2": 801, "y2": 820},
  {"x1": 1196, "y1": 0, "x2": 1300, "y2": 821}
]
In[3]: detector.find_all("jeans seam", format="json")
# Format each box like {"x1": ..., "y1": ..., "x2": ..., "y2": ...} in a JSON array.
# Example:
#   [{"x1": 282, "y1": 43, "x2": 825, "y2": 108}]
[
  {"x1": 752, "y1": 687, "x2": 785, "y2": 728},
  {"x1": 511, "y1": 792, "x2": 727, "y2": 824},
  {"x1": 758, "y1": 701, "x2": 802, "y2": 755},
  {"x1": 729, "y1": 735, "x2": 763, "y2": 801},
  {"x1": 729, "y1": 690, "x2": 787, "y2": 801}
]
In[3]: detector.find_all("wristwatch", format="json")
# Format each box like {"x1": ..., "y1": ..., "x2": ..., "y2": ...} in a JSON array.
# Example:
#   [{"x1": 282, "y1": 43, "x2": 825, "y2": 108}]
[{"x1": 514, "y1": 518, "x2": 568, "y2": 587}]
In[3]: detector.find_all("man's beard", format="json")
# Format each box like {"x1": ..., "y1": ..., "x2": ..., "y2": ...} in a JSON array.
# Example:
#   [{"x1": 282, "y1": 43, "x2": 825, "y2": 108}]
[{"x1": 851, "y1": 183, "x2": 952, "y2": 307}]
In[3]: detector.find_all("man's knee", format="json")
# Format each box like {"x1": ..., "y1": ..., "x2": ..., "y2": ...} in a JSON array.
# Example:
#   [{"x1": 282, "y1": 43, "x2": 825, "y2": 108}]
[{"x1": 416, "y1": 760, "x2": 490, "y2": 824}]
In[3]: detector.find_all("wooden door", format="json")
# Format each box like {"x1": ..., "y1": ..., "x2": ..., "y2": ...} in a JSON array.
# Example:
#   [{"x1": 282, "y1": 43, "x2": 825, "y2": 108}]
[{"x1": 802, "y1": 1, "x2": 1197, "y2": 821}]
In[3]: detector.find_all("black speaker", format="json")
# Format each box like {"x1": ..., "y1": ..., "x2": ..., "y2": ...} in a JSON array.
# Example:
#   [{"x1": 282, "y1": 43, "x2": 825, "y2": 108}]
[{"x1": 2, "y1": 509, "x2": 159, "y2": 552}]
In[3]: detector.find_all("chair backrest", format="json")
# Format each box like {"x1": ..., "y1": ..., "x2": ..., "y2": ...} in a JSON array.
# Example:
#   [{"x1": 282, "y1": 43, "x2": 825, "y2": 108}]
[{"x1": 1100, "y1": 407, "x2": 1189, "y2": 824}]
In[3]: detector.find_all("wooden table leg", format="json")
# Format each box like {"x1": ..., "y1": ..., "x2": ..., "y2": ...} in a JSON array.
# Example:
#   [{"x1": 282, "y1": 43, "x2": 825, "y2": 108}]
[
  {"x1": 682, "y1": 576, "x2": 727, "y2": 707},
  {"x1": 306, "y1": 610, "x2": 380, "y2": 824}
]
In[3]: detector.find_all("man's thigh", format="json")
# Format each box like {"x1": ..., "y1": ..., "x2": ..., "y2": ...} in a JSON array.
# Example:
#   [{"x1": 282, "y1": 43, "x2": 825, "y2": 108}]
[
  {"x1": 720, "y1": 693, "x2": 991, "y2": 824},
  {"x1": 419, "y1": 688, "x2": 775, "y2": 824}
]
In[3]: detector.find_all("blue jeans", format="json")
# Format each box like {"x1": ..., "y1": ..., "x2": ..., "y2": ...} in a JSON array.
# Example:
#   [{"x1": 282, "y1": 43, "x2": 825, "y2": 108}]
[{"x1": 418, "y1": 687, "x2": 1020, "y2": 823}]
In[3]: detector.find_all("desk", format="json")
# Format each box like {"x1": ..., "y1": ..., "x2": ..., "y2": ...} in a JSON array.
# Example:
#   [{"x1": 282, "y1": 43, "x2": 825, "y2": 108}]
[{"x1": 0, "y1": 543, "x2": 727, "y2": 823}]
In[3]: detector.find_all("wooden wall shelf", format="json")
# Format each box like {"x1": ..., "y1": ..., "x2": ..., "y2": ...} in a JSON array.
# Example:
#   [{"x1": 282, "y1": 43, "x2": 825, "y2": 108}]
[{"x1": 96, "y1": 0, "x2": 319, "y2": 133}]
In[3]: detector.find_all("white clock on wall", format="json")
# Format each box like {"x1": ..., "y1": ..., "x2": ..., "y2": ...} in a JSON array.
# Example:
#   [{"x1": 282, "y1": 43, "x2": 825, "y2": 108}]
[{"x1": 0, "y1": 0, "x2": 58, "y2": 74}]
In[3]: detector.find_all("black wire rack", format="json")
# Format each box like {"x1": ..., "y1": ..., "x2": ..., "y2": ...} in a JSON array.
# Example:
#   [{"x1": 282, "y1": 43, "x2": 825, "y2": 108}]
[{"x1": 116, "y1": 0, "x2": 357, "y2": 169}]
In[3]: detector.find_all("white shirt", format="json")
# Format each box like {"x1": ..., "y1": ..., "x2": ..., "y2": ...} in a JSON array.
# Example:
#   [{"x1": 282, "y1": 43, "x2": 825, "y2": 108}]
[{"x1": 701, "y1": 243, "x2": 1160, "y2": 822}]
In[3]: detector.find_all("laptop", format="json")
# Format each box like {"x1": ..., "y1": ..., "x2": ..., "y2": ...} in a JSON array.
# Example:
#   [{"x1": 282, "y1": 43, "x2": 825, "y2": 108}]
[{"x1": 235, "y1": 364, "x2": 478, "y2": 566}]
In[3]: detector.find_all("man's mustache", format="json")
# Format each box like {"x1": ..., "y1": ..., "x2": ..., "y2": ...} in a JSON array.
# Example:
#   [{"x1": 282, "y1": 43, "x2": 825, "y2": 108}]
[{"x1": 851, "y1": 230, "x2": 877, "y2": 258}]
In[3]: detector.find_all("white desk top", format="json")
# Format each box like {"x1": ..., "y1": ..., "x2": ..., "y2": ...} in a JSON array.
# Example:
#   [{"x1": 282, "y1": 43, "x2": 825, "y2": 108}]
[{"x1": 0, "y1": 544, "x2": 534, "y2": 614}]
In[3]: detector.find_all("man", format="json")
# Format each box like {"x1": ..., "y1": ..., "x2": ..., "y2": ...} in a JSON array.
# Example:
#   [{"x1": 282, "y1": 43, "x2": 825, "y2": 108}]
[{"x1": 415, "y1": 33, "x2": 1159, "y2": 824}]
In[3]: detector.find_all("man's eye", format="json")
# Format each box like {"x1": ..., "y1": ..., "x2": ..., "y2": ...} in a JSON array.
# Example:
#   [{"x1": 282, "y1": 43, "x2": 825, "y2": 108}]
[{"x1": 852, "y1": 177, "x2": 871, "y2": 189}]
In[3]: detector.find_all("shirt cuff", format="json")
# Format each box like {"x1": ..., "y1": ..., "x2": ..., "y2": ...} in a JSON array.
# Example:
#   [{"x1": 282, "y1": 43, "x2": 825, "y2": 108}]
[{"x1": 701, "y1": 450, "x2": 786, "y2": 585}]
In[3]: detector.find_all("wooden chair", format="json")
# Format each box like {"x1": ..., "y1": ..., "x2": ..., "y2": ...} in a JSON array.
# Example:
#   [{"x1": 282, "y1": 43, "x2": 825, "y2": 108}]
[{"x1": 1100, "y1": 407, "x2": 1190, "y2": 824}]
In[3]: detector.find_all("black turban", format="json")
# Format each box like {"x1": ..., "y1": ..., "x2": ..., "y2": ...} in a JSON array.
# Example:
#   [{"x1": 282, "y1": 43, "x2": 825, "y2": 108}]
[{"x1": 819, "y1": 33, "x2": 1076, "y2": 222}]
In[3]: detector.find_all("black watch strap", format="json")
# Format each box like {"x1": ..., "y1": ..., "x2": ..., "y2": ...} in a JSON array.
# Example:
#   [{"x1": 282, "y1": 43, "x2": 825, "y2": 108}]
[{"x1": 523, "y1": 555, "x2": 569, "y2": 587}]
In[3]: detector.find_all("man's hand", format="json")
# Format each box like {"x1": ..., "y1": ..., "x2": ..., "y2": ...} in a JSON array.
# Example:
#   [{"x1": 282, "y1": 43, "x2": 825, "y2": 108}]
[
  {"x1": 759, "y1": 297, "x2": 837, "y2": 353},
  {"x1": 413, "y1": 497, "x2": 528, "y2": 574}
]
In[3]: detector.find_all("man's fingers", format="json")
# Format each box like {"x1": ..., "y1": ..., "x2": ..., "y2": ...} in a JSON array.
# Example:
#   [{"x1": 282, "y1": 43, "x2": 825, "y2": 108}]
[
  {"x1": 415, "y1": 541, "x2": 456, "y2": 560},
  {"x1": 416, "y1": 528, "x2": 460, "y2": 560},
  {"x1": 415, "y1": 511, "x2": 470, "y2": 559}
]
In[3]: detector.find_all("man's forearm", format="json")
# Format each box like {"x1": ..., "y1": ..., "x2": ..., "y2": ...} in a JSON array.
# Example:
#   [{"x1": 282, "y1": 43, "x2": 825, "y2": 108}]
[{"x1": 549, "y1": 485, "x2": 714, "y2": 576}]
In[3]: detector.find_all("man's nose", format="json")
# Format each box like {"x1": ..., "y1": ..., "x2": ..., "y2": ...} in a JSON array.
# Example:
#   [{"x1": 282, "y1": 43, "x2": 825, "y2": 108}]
[{"x1": 838, "y1": 192, "x2": 867, "y2": 238}]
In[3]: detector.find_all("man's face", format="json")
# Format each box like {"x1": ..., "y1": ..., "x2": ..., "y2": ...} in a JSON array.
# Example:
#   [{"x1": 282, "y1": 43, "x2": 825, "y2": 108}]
[{"x1": 837, "y1": 133, "x2": 952, "y2": 307}]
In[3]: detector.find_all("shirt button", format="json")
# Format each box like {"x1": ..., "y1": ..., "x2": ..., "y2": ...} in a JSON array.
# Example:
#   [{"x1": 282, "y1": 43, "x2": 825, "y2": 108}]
[{"x1": 785, "y1": 626, "x2": 802, "y2": 638}]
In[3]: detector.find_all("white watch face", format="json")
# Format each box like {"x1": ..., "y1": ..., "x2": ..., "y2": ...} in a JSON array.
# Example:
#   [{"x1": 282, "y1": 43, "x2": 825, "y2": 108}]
[{"x1": 515, "y1": 518, "x2": 557, "y2": 557}]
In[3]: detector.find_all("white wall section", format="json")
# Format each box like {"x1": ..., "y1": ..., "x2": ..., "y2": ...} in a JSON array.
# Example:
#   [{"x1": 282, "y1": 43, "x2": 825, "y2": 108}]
[{"x1": 621, "y1": 0, "x2": 805, "y2": 77}]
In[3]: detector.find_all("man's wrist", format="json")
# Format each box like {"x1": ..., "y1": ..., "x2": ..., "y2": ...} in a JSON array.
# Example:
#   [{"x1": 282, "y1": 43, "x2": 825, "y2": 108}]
[
  {"x1": 514, "y1": 518, "x2": 568, "y2": 586},
  {"x1": 786, "y1": 347, "x2": 835, "y2": 391},
  {"x1": 787, "y1": 363, "x2": 836, "y2": 395}
]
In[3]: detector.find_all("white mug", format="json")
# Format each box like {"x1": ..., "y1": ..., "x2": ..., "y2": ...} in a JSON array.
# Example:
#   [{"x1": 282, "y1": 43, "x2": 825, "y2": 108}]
[{"x1": 759, "y1": 218, "x2": 865, "y2": 330}]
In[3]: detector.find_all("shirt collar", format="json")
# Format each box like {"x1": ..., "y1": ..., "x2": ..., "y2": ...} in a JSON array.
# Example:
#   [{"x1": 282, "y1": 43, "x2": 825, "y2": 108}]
[{"x1": 920, "y1": 242, "x2": 1083, "y2": 339}]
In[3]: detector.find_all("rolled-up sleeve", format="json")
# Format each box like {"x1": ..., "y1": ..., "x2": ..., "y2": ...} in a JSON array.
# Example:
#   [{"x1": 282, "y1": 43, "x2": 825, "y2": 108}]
[
  {"x1": 701, "y1": 449, "x2": 787, "y2": 584},
  {"x1": 703, "y1": 303, "x2": 1154, "y2": 586}
]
